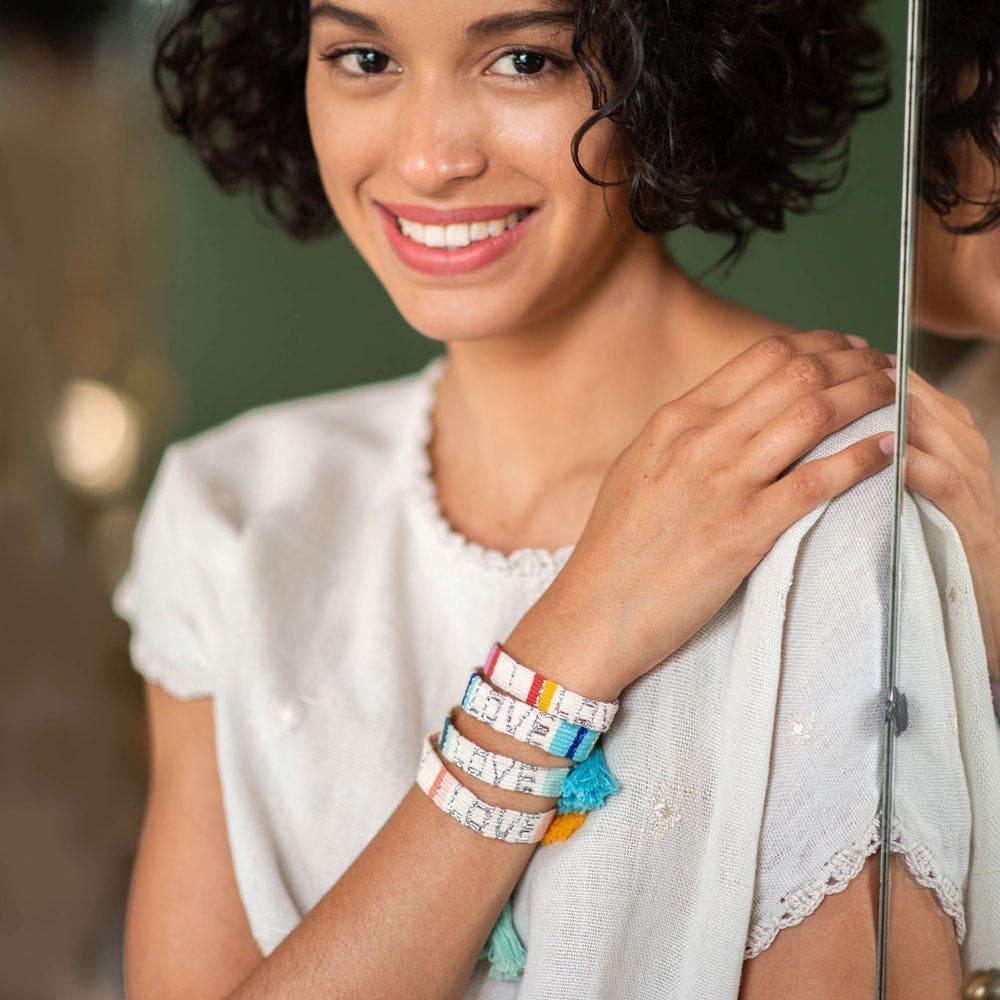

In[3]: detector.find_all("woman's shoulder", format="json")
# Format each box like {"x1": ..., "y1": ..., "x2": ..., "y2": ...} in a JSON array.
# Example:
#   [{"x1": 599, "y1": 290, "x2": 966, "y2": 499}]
[
  {"x1": 172, "y1": 359, "x2": 435, "y2": 471},
  {"x1": 157, "y1": 358, "x2": 440, "y2": 524}
]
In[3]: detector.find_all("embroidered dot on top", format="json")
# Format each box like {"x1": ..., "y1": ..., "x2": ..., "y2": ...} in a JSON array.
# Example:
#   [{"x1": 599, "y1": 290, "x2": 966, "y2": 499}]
[
  {"x1": 271, "y1": 697, "x2": 306, "y2": 736},
  {"x1": 789, "y1": 711, "x2": 817, "y2": 743},
  {"x1": 622, "y1": 778, "x2": 701, "y2": 838},
  {"x1": 651, "y1": 789, "x2": 682, "y2": 832}
]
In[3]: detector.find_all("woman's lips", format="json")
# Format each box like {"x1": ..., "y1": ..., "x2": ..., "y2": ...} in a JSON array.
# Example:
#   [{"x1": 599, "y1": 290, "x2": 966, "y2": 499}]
[{"x1": 375, "y1": 201, "x2": 540, "y2": 276}]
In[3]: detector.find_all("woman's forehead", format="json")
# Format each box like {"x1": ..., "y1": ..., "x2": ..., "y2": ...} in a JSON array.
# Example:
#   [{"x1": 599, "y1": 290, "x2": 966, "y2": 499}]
[{"x1": 307, "y1": 0, "x2": 577, "y2": 44}]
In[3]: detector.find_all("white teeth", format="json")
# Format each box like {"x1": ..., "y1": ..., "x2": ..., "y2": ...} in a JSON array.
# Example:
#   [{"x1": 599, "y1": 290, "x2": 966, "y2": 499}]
[
  {"x1": 423, "y1": 224, "x2": 446, "y2": 248},
  {"x1": 445, "y1": 223, "x2": 470, "y2": 248},
  {"x1": 396, "y1": 208, "x2": 531, "y2": 248}
]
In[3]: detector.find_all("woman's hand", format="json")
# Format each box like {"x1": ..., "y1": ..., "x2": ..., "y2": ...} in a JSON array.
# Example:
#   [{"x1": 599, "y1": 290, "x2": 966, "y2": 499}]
[
  {"x1": 898, "y1": 367, "x2": 1000, "y2": 678},
  {"x1": 507, "y1": 330, "x2": 898, "y2": 699}
]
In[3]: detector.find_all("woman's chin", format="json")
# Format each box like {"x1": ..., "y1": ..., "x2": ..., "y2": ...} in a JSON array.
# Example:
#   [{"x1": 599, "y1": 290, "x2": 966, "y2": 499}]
[{"x1": 394, "y1": 299, "x2": 536, "y2": 346}]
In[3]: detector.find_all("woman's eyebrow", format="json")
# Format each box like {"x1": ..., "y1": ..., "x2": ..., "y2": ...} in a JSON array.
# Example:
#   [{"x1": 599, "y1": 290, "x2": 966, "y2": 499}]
[
  {"x1": 310, "y1": 2, "x2": 383, "y2": 35},
  {"x1": 464, "y1": 6, "x2": 576, "y2": 41},
  {"x1": 309, "y1": 2, "x2": 575, "y2": 42}
]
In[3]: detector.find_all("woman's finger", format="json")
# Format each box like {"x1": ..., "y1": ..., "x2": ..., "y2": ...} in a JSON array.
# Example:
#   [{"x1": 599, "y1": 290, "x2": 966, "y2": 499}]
[
  {"x1": 902, "y1": 441, "x2": 974, "y2": 515},
  {"x1": 903, "y1": 383, "x2": 967, "y2": 471},
  {"x1": 734, "y1": 347, "x2": 894, "y2": 468},
  {"x1": 906, "y1": 367, "x2": 977, "y2": 428},
  {"x1": 738, "y1": 366, "x2": 895, "y2": 482},
  {"x1": 755, "y1": 431, "x2": 895, "y2": 534},
  {"x1": 905, "y1": 377, "x2": 996, "y2": 496},
  {"x1": 681, "y1": 329, "x2": 865, "y2": 411}
]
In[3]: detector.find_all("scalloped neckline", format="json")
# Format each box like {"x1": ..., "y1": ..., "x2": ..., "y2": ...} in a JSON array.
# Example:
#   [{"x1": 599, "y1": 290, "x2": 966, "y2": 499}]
[{"x1": 405, "y1": 354, "x2": 576, "y2": 576}]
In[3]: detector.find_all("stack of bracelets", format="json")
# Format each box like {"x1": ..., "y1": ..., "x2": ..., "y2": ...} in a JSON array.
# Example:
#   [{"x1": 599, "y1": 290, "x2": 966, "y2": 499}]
[{"x1": 415, "y1": 640, "x2": 622, "y2": 980}]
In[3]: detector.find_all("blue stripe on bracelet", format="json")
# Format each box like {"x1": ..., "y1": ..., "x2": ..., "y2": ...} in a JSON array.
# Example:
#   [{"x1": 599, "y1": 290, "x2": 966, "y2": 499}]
[
  {"x1": 565, "y1": 725, "x2": 588, "y2": 760},
  {"x1": 572, "y1": 726, "x2": 600, "y2": 761},
  {"x1": 549, "y1": 722, "x2": 581, "y2": 759},
  {"x1": 461, "y1": 672, "x2": 478, "y2": 705},
  {"x1": 552, "y1": 721, "x2": 599, "y2": 762}
]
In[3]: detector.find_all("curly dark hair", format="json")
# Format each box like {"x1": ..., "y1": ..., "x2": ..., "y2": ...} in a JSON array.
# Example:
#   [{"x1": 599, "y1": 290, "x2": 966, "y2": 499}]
[
  {"x1": 152, "y1": 0, "x2": 890, "y2": 263},
  {"x1": 920, "y1": 0, "x2": 1000, "y2": 233}
]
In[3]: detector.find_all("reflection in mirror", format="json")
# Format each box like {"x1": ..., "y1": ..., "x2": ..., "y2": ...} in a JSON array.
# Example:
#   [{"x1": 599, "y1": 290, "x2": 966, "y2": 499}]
[{"x1": 888, "y1": 0, "x2": 1000, "y2": 995}]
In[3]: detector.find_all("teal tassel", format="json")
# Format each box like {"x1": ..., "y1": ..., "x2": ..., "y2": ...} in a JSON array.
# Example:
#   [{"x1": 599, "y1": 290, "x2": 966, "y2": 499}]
[
  {"x1": 476, "y1": 744, "x2": 620, "y2": 982},
  {"x1": 556, "y1": 743, "x2": 620, "y2": 814},
  {"x1": 479, "y1": 896, "x2": 526, "y2": 980}
]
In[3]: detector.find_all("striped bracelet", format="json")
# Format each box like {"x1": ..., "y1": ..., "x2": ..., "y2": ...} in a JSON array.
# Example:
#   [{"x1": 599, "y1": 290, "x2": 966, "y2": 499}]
[
  {"x1": 416, "y1": 731, "x2": 555, "y2": 844},
  {"x1": 438, "y1": 711, "x2": 571, "y2": 798},
  {"x1": 484, "y1": 641, "x2": 620, "y2": 733},
  {"x1": 461, "y1": 670, "x2": 601, "y2": 763}
]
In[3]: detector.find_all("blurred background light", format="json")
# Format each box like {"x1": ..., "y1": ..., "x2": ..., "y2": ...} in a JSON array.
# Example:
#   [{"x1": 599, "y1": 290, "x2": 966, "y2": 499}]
[{"x1": 49, "y1": 379, "x2": 142, "y2": 496}]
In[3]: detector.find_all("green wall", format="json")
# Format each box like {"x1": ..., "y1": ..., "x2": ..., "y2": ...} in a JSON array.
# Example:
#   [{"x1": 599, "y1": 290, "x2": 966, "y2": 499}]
[{"x1": 141, "y1": 0, "x2": 906, "y2": 440}]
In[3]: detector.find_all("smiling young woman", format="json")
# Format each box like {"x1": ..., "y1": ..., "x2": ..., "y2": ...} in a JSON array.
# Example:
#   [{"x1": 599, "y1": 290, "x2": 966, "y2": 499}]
[{"x1": 110, "y1": 1, "x2": 997, "y2": 998}]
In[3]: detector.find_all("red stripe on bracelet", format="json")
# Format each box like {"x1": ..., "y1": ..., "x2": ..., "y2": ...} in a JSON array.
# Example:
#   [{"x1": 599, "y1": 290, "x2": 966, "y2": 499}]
[
  {"x1": 484, "y1": 642, "x2": 501, "y2": 677},
  {"x1": 526, "y1": 672, "x2": 545, "y2": 706}
]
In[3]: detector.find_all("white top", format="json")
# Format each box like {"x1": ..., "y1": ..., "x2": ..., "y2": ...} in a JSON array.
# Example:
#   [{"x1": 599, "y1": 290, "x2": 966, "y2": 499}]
[{"x1": 111, "y1": 354, "x2": 1000, "y2": 997}]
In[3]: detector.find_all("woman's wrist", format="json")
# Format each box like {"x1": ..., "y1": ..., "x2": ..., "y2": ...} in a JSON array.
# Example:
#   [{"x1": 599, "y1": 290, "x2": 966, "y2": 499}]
[{"x1": 503, "y1": 584, "x2": 628, "y2": 705}]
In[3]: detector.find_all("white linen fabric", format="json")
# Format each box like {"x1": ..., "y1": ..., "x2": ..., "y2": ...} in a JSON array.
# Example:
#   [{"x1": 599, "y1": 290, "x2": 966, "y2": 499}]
[{"x1": 111, "y1": 354, "x2": 1000, "y2": 997}]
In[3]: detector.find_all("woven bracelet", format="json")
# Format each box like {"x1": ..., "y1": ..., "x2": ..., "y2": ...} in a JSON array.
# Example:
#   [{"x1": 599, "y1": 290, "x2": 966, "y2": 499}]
[
  {"x1": 438, "y1": 711, "x2": 571, "y2": 798},
  {"x1": 484, "y1": 641, "x2": 619, "y2": 732},
  {"x1": 461, "y1": 670, "x2": 601, "y2": 763},
  {"x1": 416, "y1": 731, "x2": 555, "y2": 844}
]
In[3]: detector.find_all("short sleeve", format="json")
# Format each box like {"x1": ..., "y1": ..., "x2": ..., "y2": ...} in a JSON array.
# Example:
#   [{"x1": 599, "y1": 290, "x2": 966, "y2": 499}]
[
  {"x1": 744, "y1": 401, "x2": 986, "y2": 959},
  {"x1": 744, "y1": 457, "x2": 896, "y2": 957},
  {"x1": 111, "y1": 441, "x2": 239, "y2": 699},
  {"x1": 747, "y1": 455, "x2": 1000, "y2": 962}
]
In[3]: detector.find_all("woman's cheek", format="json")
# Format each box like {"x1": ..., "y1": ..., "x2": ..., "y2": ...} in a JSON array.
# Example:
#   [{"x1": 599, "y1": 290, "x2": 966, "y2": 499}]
[{"x1": 310, "y1": 110, "x2": 381, "y2": 224}]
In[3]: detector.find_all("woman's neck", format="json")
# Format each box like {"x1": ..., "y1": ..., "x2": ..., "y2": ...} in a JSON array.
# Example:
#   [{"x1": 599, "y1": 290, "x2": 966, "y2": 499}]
[{"x1": 427, "y1": 251, "x2": 792, "y2": 555}]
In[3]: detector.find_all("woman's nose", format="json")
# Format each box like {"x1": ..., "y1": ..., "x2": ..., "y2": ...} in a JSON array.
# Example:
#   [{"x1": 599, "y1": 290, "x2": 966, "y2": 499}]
[{"x1": 391, "y1": 83, "x2": 489, "y2": 195}]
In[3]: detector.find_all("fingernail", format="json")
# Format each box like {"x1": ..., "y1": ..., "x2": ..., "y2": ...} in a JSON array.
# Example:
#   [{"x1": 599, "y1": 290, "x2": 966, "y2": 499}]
[
  {"x1": 887, "y1": 353, "x2": 898, "y2": 366},
  {"x1": 879, "y1": 433, "x2": 895, "y2": 455},
  {"x1": 846, "y1": 334, "x2": 869, "y2": 348},
  {"x1": 885, "y1": 368, "x2": 898, "y2": 383}
]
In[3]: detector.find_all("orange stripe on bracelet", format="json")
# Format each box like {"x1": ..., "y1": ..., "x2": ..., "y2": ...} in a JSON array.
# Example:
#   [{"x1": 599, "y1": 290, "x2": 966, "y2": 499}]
[{"x1": 428, "y1": 764, "x2": 448, "y2": 799}]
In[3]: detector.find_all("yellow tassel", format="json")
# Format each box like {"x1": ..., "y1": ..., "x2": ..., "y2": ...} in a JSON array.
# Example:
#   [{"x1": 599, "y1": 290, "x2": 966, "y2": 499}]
[{"x1": 540, "y1": 811, "x2": 587, "y2": 844}]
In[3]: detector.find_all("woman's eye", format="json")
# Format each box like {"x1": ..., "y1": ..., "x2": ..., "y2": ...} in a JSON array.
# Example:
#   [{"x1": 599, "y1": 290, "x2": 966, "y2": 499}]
[
  {"x1": 493, "y1": 50, "x2": 558, "y2": 76},
  {"x1": 320, "y1": 48, "x2": 401, "y2": 76}
]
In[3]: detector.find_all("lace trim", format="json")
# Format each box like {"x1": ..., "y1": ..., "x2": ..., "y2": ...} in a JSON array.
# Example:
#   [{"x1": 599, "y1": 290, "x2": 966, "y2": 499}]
[
  {"x1": 744, "y1": 812, "x2": 966, "y2": 958},
  {"x1": 889, "y1": 816, "x2": 966, "y2": 942},
  {"x1": 404, "y1": 354, "x2": 576, "y2": 577}
]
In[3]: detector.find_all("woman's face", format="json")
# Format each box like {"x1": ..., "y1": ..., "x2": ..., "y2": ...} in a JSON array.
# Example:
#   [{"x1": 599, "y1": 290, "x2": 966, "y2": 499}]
[
  {"x1": 914, "y1": 71, "x2": 1000, "y2": 340},
  {"x1": 915, "y1": 133, "x2": 1000, "y2": 340},
  {"x1": 305, "y1": 0, "x2": 654, "y2": 344}
]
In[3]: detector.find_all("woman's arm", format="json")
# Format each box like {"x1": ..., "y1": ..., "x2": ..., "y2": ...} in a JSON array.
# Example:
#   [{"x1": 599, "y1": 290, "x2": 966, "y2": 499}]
[
  {"x1": 739, "y1": 852, "x2": 962, "y2": 1000},
  {"x1": 126, "y1": 618, "x2": 622, "y2": 1000},
  {"x1": 125, "y1": 683, "x2": 263, "y2": 999}
]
